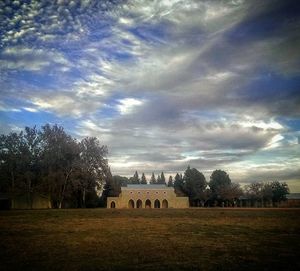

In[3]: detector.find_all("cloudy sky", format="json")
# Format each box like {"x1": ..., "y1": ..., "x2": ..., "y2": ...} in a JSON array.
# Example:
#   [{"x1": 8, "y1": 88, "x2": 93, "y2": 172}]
[{"x1": 0, "y1": 0, "x2": 300, "y2": 191}]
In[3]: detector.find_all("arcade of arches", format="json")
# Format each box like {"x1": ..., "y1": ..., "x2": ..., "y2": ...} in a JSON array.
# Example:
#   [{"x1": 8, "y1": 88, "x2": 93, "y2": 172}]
[{"x1": 107, "y1": 184, "x2": 189, "y2": 209}]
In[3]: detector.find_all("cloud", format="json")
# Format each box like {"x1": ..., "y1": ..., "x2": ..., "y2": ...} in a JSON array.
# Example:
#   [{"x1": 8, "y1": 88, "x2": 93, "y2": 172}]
[
  {"x1": 116, "y1": 98, "x2": 145, "y2": 115},
  {"x1": 1, "y1": 0, "x2": 299, "y2": 190},
  {"x1": 0, "y1": 46, "x2": 71, "y2": 72}
]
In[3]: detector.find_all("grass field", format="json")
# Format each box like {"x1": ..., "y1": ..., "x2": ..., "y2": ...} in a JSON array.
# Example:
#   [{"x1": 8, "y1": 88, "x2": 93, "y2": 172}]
[{"x1": 1, "y1": 208, "x2": 300, "y2": 271}]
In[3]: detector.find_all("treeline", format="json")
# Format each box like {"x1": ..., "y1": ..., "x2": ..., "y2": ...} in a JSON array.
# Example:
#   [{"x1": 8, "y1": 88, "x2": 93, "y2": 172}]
[
  {"x1": 105, "y1": 167, "x2": 290, "y2": 207},
  {"x1": 1, "y1": 125, "x2": 290, "y2": 209},
  {"x1": 0, "y1": 125, "x2": 108, "y2": 208}
]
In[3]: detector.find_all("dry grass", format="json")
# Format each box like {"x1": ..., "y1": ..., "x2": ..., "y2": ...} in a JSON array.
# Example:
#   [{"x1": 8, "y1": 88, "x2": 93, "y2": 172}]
[{"x1": 1, "y1": 208, "x2": 300, "y2": 271}]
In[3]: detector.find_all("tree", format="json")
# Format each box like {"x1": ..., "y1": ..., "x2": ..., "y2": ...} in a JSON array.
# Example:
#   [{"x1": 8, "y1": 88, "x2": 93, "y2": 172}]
[
  {"x1": 112, "y1": 175, "x2": 129, "y2": 187},
  {"x1": 174, "y1": 173, "x2": 185, "y2": 196},
  {"x1": 158, "y1": 172, "x2": 165, "y2": 184},
  {"x1": 102, "y1": 168, "x2": 120, "y2": 204},
  {"x1": 131, "y1": 171, "x2": 140, "y2": 184},
  {"x1": 40, "y1": 124, "x2": 81, "y2": 208},
  {"x1": 0, "y1": 124, "x2": 109, "y2": 209},
  {"x1": 245, "y1": 181, "x2": 289, "y2": 207},
  {"x1": 270, "y1": 181, "x2": 289, "y2": 204},
  {"x1": 167, "y1": 176, "x2": 173, "y2": 187},
  {"x1": 245, "y1": 182, "x2": 265, "y2": 207},
  {"x1": 141, "y1": 173, "x2": 147, "y2": 184},
  {"x1": 0, "y1": 132, "x2": 24, "y2": 194},
  {"x1": 183, "y1": 166, "x2": 207, "y2": 206},
  {"x1": 209, "y1": 170, "x2": 232, "y2": 205},
  {"x1": 218, "y1": 183, "x2": 243, "y2": 207},
  {"x1": 150, "y1": 173, "x2": 156, "y2": 184},
  {"x1": 74, "y1": 137, "x2": 108, "y2": 207}
]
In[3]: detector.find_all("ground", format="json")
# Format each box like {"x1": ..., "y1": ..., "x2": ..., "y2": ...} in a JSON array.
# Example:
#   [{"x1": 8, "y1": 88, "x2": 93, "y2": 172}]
[{"x1": 1, "y1": 208, "x2": 300, "y2": 271}]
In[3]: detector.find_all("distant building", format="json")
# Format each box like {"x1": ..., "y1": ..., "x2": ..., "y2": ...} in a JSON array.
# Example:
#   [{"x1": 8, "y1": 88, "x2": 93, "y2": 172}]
[
  {"x1": 0, "y1": 192, "x2": 51, "y2": 210},
  {"x1": 278, "y1": 193, "x2": 300, "y2": 208},
  {"x1": 107, "y1": 184, "x2": 189, "y2": 209}
]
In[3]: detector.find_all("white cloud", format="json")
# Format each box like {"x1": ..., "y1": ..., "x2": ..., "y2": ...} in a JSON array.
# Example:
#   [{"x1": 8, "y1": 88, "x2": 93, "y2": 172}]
[
  {"x1": 117, "y1": 98, "x2": 145, "y2": 115},
  {"x1": 22, "y1": 107, "x2": 38, "y2": 113}
]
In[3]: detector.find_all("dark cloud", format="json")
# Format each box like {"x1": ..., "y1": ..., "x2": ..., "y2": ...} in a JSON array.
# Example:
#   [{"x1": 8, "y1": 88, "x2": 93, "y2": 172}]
[{"x1": 1, "y1": 0, "x2": 299, "y2": 190}]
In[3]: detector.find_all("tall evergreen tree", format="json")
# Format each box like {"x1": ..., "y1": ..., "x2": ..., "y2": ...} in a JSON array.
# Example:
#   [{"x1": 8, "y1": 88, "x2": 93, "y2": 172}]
[
  {"x1": 167, "y1": 176, "x2": 173, "y2": 187},
  {"x1": 131, "y1": 171, "x2": 140, "y2": 184},
  {"x1": 157, "y1": 174, "x2": 162, "y2": 184},
  {"x1": 141, "y1": 173, "x2": 147, "y2": 184},
  {"x1": 158, "y1": 172, "x2": 166, "y2": 184},
  {"x1": 174, "y1": 173, "x2": 185, "y2": 196},
  {"x1": 150, "y1": 172, "x2": 156, "y2": 184}
]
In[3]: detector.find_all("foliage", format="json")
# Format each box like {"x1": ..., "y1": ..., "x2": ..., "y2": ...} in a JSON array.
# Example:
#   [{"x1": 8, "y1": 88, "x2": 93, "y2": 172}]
[
  {"x1": 141, "y1": 173, "x2": 147, "y2": 184},
  {"x1": 150, "y1": 172, "x2": 156, "y2": 184},
  {"x1": 0, "y1": 124, "x2": 108, "y2": 208},
  {"x1": 174, "y1": 173, "x2": 185, "y2": 196},
  {"x1": 167, "y1": 176, "x2": 173, "y2": 187},
  {"x1": 245, "y1": 181, "x2": 289, "y2": 206},
  {"x1": 112, "y1": 175, "x2": 129, "y2": 187},
  {"x1": 183, "y1": 166, "x2": 208, "y2": 206},
  {"x1": 129, "y1": 171, "x2": 140, "y2": 184},
  {"x1": 157, "y1": 172, "x2": 165, "y2": 184}
]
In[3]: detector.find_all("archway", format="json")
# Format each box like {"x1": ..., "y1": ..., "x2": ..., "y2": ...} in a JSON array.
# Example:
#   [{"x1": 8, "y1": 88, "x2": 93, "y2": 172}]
[
  {"x1": 128, "y1": 199, "x2": 135, "y2": 208},
  {"x1": 110, "y1": 201, "x2": 116, "y2": 208},
  {"x1": 154, "y1": 199, "x2": 160, "y2": 208},
  {"x1": 145, "y1": 199, "x2": 151, "y2": 208},
  {"x1": 162, "y1": 199, "x2": 168, "y2": 208},
  {"x1": 137, "y1": 199, "x2": 142, "y2": 208}
]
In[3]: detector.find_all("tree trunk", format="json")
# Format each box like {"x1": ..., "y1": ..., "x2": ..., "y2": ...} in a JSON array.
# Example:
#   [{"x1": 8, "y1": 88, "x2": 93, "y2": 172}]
[
  {"x1": 83, "y1": 188, "x2": 86, "y2": 208},
  {"x1": 58, "y1": 169, "x2": 72, "y2": 209}
]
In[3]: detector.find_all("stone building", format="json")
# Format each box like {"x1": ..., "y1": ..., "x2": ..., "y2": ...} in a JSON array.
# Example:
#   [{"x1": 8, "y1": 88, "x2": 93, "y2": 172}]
[{"x1": 107, "y1": 184, "x2": 189, "y2": 209}]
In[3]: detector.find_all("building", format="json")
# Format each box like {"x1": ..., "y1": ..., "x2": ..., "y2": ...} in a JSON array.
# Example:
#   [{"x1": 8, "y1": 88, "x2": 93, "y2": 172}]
[
  {"x1": 107, "y1": 184, "x2": 189, "y2": 209},
  {"x1": 0, "y1": 192, "x2": 51, "y2": 210},
  {"x1": 278, "y1": 193, "x2": 300, "y2": 208}
]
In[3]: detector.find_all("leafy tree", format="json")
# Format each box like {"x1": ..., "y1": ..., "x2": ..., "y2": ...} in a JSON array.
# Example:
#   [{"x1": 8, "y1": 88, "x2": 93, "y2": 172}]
[
  {"x1": 150, "y1": 173, "x2": 156, "y2": 184},
  {"x1": 74, "y1": 137, "x2": 108, "y2": 207},
  {"x1": 245, "y1": 182, "x2": 265, "y2": 207},
  {"x1": 112, "y1": 175, "x2": 129, "y2": 187},
  {"x1": 270, "y1": 181, "x2": 289, "y2": 204},
  {"x1": 167, "y1": 176, "x2": 173, "y2": 187},
  {"x1": 102, "y1": 168, "x2": 120, "y2": 204},
  {"x1": 0, "y1": 124, "x2": 108, "y2": 209},
  {"x1": 157, "y1": 174, "x2": 162, "y2": 184},
  {"x1": 141, "y1": 173, "x2": 147, "y2": 184},
  {"x1": 40, "y1": 124, "x2": 81, "y2": 208},
  {"x1": 245, "y1": 181, "x2": 289, "y2": 207},
  {"x1": 217, "y1": 183, "x2": 243, "y2": 206},
  {"x1": 0, "y1": 132, "x2": 24, "y2": 194},
  {"x1": 183, "y1": 166, "x2": 207, "y2": 206},
  {"x1": 209, "y1": 169, "x2": 232, "y2": 205}
]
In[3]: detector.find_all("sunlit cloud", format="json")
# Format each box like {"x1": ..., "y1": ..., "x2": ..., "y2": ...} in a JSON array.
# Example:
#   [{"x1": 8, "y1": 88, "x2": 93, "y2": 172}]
[{"x1": 0, "y1": 0, "x2": 299, "y2": 191}]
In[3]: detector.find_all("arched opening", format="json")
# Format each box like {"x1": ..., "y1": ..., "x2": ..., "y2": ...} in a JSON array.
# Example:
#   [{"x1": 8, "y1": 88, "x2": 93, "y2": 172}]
[
  {"x1": 128, "y1": 199, "x2": 135, "y2": 208},
  {"x1": 154, "y1": 199, "x2": 160, "y2": 208},
  {"x1": 110, "y1": 201, "x2": 116, "y2": 208},
  {"x1": 162, "y1": 199, "x2": 168, "y2": 208},
  {"x1": 145, "y1": 199, "x2": 151, "y2": 208},
  {"x1": 137, "y1": 199, "x2": 142, "y2": 208}
]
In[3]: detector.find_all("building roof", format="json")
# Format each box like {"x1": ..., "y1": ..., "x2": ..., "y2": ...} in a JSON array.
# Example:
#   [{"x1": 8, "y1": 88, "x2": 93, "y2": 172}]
[
  {"x1": 122, "y1": 184, "x2": 174, "y2": 190},
  {"x1": 286, "y1": 193, "x2": 300, "y2": 200}
]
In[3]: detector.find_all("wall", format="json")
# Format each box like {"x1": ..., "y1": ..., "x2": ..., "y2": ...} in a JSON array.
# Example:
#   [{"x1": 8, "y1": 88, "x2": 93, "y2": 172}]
[{"x1": 107, "y1": 186, "x2": 189, "y2": 209}]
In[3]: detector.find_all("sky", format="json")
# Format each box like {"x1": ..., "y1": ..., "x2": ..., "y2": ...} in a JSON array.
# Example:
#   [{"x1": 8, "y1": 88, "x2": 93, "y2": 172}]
[{"x1": 0, "y1": 0, "x2": 300, "y2": 191}]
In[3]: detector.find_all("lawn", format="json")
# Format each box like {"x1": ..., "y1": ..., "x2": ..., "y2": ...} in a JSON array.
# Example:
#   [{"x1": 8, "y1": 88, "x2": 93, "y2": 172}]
[{"x1": 1, "y1": 208, "x2": 300, "y2": 271}]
